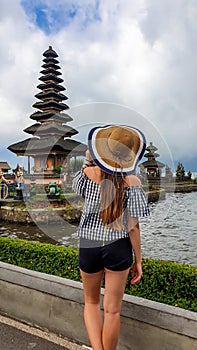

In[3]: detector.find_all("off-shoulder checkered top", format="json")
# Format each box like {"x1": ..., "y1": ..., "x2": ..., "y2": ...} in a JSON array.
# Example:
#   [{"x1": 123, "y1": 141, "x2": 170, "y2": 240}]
[{"x1": 72, "y1": 170, "x2": 150, "y2": 241}]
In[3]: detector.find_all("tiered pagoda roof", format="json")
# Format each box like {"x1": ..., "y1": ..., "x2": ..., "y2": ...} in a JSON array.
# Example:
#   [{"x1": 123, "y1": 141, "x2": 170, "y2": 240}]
[
  {"x1": 140, "y1": 142, "x2": 165, "y2": 169},
  {"x1": 8, "y1": 46, "x2": 86, "y2": 158}
]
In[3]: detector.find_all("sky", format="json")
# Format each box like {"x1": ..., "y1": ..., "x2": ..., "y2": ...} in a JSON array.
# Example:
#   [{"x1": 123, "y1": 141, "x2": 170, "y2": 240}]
[{"x1": 0, "y1": 0, "x2": 197, "y2": 172}]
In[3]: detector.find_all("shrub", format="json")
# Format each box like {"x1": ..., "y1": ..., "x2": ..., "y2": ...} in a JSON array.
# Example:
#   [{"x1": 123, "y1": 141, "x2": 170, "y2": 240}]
[
  {"x1": 52, "y1": 165, "x2": 63, "y2": 174},
  {"x1": 125, "y1": 258, "x2": 197, "y2": 311},
  {"x1": 0, "y1": 237, "x2": 80, "y2": 281},
  {"x1": 0, "y1": 237, "x2": 196, "y2": 312}
]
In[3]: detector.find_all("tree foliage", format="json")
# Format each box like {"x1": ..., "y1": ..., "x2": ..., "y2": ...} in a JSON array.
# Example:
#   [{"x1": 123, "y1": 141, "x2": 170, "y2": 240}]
[
  {"x1": 70, "y1": 158, "x2": 84, "y2": 173},
  {"x1": 176, "y1": 162, "x2": 185, "y2": 181}
]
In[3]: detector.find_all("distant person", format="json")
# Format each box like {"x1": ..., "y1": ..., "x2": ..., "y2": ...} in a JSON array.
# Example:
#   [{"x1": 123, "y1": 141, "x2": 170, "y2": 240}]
[
  {"x1": 0, "y1": 168, "x2": 9, "y2": 199},
  {"x1": 0, "y1": 169, "x2": 7, "y2": 183},
  {"x1": 15, "y1": 165, "x2": 24, "y2": 189},
  {"x1": 72, "y1": 125, "x2": 150, "y2": 350}
]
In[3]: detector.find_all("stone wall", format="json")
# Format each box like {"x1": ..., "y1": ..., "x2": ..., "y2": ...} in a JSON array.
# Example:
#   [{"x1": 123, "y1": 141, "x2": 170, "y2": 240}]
[
  {"x1": 0, "y1": 262, "x2": 196, "y2": 350},
  {"x1": 0, "y1": 189, "x2": 164, "y2": 224},
  {"x1": 0, "y1": 204, "x2": 81, "y2": 224}
]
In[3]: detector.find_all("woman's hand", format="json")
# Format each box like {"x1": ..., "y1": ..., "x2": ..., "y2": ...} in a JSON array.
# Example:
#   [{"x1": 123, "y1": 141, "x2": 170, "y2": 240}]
[{"x1": 131, "y1": 261, "x2": 143, "y2": 285}]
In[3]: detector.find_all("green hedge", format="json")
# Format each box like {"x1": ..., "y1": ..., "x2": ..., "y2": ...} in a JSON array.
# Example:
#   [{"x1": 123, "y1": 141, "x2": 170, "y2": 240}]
[{"x1": 0, "y1": 237, "x2": 196, "y2": 312}]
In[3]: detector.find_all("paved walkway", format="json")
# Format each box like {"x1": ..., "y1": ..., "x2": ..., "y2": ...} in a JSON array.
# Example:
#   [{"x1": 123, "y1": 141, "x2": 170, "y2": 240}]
[{"x1": 0, "y1": 315, "x2": 86, "y2": 350}]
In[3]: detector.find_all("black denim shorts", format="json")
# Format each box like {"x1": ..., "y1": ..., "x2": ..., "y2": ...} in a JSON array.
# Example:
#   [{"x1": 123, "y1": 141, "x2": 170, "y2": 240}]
[{"x1": 79, "y1": 237, "x2": 133, "y2": 273}]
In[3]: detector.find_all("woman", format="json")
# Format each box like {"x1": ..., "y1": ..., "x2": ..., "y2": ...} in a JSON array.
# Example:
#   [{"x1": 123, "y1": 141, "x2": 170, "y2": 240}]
[{"x1": 72, "y1": 125, "x2": 150, "y2": 350}]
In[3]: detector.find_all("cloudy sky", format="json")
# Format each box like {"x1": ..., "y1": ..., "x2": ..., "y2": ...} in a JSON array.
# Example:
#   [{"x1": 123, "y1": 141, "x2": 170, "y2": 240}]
[{"x1": 0, "y1": 0, "x2": 196, "y2": 171}]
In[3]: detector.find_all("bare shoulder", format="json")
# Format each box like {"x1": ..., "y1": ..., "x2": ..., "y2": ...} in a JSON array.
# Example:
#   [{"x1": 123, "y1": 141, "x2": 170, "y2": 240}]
[
  {"x1": 125, "y1": 174, "x2": 141, "y2": 187},
  {"x1": 84, "y1": 166, "x2": 101, "y2": 184}
]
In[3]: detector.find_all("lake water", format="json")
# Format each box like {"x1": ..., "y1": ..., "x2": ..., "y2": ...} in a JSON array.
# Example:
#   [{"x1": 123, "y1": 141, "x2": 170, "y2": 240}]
[
  {"x1": 140, "y1": 191, "x2": 197, "y2": 266},
  {"x1": 0, "y1": 191, "x2": 196, "y2": 266}
]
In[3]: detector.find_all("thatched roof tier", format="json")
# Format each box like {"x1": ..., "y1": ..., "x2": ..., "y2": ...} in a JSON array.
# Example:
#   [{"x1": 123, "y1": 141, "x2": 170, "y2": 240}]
[
  {"x1": 39, "y1": 74, "x2": 63, "y2": 84},
  {"x1": 139, "y1": 160, "x2": 165, "y2": 168},
  {"x1": 40, "y1": 68, "x2": 62, "y2": 76},
  {"x1": 29, "y1": 111, "x2": 73, "y2": 122},
  {"x1": 24, "y1": 122, "x2": 78, "y2": 137},
  {"x1": 8, "y1": 137, "x2": 87, "y2": 156},
  {"x1": 43, "y1": 57, "x2": 59, "y2": 65},
  {"x1": 37, "y1": 82, "x2": 65, "y2": 91},
  {"x1": 42, "y1": 63, "x2": 61, "y2": 70},
  {"x1": 144, "y1": 151, "x2": 160, "y2": 158},
  {"x1": 35, "y1": 90, "x2": 68, "y2": 101},
  {"x1": 32, "y1": 100, "x2": 69, "y2": 111},
  {"x1": 24, "y1": 123, "x2": 41, "y2": 135},
  {"x1": 43, "y1": 46, "x2": 58, "y2": 58},
  {"x1": 146, "y1": 142, "x2": 158, "y2": 152},
  {"x1": 35, "y1": 123, "x2": 78, "y2": 137},
  {"x1": 8, "y1": 138, "x2": 32, "y2": 156}
]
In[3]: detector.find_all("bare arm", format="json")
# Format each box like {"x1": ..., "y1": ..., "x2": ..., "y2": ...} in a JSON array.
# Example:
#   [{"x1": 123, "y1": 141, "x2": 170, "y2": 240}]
[{"x1": 128, "y1": 217, "x2": 142, "y2": 285}]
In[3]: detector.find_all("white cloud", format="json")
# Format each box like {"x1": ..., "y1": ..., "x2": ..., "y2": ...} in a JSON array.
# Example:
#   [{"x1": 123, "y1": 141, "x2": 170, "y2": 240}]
[{"x1": 0, "y1": 0, "x2": 196, "y2": 170}]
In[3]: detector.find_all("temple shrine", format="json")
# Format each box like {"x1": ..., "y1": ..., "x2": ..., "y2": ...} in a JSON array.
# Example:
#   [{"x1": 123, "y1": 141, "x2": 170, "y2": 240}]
[
  {"x1": 139, "y1": 142, "x2": 165, "y2": 179},
  {"x1": 0, "y1": 162, "x2": 11, "y2": 174},
  {"x1": 8, "y1": 46, "x2": 86, "y2": 177}
]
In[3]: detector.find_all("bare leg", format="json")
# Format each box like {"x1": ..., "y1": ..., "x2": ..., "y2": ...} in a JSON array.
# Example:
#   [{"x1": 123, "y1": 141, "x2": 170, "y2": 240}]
[
  {"x1": 80, "y1": 269, "x2": 104, "y2": 350},
  {"x1": 102, "y1": 268, "x2": 130, "y2": 350}
]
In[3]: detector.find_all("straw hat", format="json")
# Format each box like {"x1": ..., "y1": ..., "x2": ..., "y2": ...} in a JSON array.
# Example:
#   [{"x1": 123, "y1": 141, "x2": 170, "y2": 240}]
[{"x1": 88, "y1": 125, "x2": 146, "y2": 175}]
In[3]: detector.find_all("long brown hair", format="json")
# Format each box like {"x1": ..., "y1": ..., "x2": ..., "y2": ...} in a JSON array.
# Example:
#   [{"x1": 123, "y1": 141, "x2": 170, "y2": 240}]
[{"x1": 99, "y1": 170, "x2": 126, "y2": 231}]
